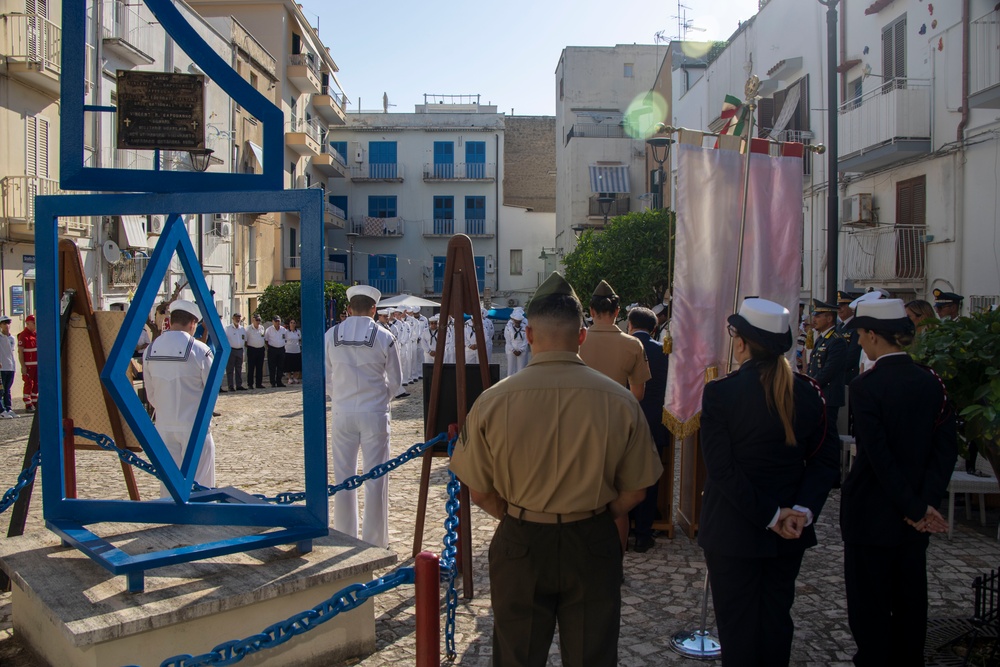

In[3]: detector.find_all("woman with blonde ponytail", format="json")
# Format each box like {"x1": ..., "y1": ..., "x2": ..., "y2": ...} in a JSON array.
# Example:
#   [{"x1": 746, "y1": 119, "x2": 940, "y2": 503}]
[{"x1": 698, "y1": 298, "x2": 840, "y2": 666}]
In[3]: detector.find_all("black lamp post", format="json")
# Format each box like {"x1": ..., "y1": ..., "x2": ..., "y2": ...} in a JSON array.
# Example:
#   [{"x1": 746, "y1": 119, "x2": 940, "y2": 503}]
[
  {"x1": 187, "y1": 148, "x2": 214, "y2": 172},
  {"x1": 346, "y1": 232, "x2": 359, "y2": 285},
  {"x1": 646, "y1": 136, "x2": 674, "y2": 209},
  {"x1": 597, "y1": 194, "x2": 615, "y2": 227},
  {"x1": 818, "y1": 0, "x2": 840, "y2": 302}
]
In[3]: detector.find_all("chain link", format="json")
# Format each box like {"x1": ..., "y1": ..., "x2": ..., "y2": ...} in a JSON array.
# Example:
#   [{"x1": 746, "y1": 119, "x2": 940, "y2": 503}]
[
  {"x1": 0, "y1": 450, "x2": 41, "y2": 514},
  {"x1": 143, "y1": 568, "x2": 414, "y2": 667},
  {"x1": 441, "y1": 435, "x2": 461, "y2": 659},
  {"x1": 74, "y1": 428, "x2": 162, "y2": 479}
]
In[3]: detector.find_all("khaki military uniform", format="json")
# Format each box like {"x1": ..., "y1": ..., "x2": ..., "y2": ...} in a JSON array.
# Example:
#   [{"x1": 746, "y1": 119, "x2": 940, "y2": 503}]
[
  {"x1": 579, "y1": 323, "x2": 651, "y2": 390},
  {"x1": 450, "y1": 350, "x2": 661, "y2": 666}
]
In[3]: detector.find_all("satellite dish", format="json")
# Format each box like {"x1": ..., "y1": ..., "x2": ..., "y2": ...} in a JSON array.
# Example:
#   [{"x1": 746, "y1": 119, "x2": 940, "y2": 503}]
[{"x1": 103, "y1": 240, "x2": 122, "y2": 264}]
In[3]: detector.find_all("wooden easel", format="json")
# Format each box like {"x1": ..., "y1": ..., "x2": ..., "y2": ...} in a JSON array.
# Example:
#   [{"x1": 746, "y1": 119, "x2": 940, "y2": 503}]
[{"x1": 412, "y1": 235, "x2": 492, "y2": 599}]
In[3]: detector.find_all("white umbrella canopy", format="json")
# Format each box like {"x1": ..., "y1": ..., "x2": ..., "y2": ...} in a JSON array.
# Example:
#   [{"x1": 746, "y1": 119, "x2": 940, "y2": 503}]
[{"x1": 377, "y1": 294, "x2": 441, "y2": 308}]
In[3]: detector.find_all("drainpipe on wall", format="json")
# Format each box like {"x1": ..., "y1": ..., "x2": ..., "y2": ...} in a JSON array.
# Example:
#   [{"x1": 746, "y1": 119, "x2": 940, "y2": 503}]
[
  {"x1": 958, "y1": 0, "x2": 970, "y2": 143},
  {"x1": 495, "y1": 132, "x2": 500, "y2": 293},
  {"x1": 953, "y1": 0, "x2": 970, "y2": 297}
]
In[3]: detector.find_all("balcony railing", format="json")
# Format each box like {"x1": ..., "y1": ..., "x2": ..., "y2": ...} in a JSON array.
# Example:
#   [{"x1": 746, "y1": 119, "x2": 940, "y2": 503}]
[
  {"x1": 566, "y1": 123, "x2": 626, "y2": 143},
  {"x1": 350, "y1": 163, "x2": 404, "y2": 181},
  {"x1": 288, "y1": 53, "x2": 320, "y2": 80},
  {"x1": 350, "y1": 216, "x2": 404, "y2": 237},
  {"x1": 288, "y1": 117, "x2": 323, "y2": 144},
  {"x1": 422, "y1": 218, "x2": 495, "y2": 237},
  {"x1": 101, "y1": 0, "x2": 157, "y2": 62},
  {"x1": 971, "y1": 8, "x2": 1000, "y2": 103},
  {"x1": 843, "y1": 224, "x2": 926, "y2": 283},
  {"x1": 838, "y1": 78, "x2": 931, "y2": 171},
  {"x1": 422, "y1": 162, "x2": 496, "y2": 180},
  {"x1": 90, "y1": 147, "x2": 157, "y2": 171},
  {"x1": 108, "y1": 254, "x2": 149, "y2": 288},
  {"x1": 325, "y1": 259, "x2": 346, "y2": 274},
  {"x1": 367, "y1": 277, "x2": 403, "y2": 295},
  {"x1": 1, "y1": 176, "x2": 88, "y2": 233},
  {"x1": 3, "y1": 13, "x2": 61, "y2": 74},
  {"x1": 588, "y1": 194, "x2": 631, "y2": 218}
]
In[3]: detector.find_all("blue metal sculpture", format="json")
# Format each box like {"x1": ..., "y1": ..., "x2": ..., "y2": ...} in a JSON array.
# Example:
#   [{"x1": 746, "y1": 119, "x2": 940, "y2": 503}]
[{"x1": 34, "y1": 1, "x2": 328, "y2": 592}]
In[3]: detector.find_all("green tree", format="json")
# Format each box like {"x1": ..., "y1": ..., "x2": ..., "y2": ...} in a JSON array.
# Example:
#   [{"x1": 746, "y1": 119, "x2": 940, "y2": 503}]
[
  {"x1": 912, "y1": 309, "x2": 1000, "y2": 477},
  {"x1": 255, "y1": 281, "x2": 348, "y2": 326},
  {"x1": 562, "y1": 208, "x2": 674, "y2": 309}
]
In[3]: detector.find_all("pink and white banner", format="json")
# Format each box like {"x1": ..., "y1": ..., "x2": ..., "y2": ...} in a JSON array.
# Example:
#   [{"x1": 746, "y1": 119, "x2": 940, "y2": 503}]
[{"x1": 664, "y1": 141, "x2": 803, "y2": 437}]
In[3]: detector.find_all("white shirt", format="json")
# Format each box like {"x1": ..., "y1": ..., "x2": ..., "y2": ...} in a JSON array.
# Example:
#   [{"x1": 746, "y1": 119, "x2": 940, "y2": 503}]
[
  {"x1": 143, "y1": 330, "x2": 214, "y2": 433},
  {"x1": 325, "y1": 316, "x2": 402, "y2": 413},
  {"x1": 0, "y1": 332, "x2": 15, "y2": 371},
  {"x1": 224, "y1": 323, "x2": 246, "y2": 349},
  {"x1": 284, "y1": 328, "x2": 302, "y2": 354},
  {"x1": 264, "y1": 324, "x2": 286, "y2": 347},
  {"x1": 135, "y1": 326, "x2": 151, "y2": 354},
  {"x1": 245, "y1": 323, "x2": 266, "y2": 348},
  {"x1": 421, "y1": 325, "x2": 440, "y2": 359},
  {"x1": 504, "y1": 318, "x2": 528, "y2": 354}
]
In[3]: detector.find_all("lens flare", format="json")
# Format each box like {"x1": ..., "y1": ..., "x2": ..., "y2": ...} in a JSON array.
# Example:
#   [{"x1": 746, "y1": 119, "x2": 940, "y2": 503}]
[{"x1": 623, "y1": 91, "x2": 669, "y2": 140}]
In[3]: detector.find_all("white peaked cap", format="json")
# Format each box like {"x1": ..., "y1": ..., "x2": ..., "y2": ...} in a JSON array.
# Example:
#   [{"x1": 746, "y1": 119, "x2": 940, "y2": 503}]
[
  {"x1": 347, "y1": 285, "x2": 381, "y2": 302},
  {"x1": 169, "y1": 299, "x2": 201, "y2": 319}
]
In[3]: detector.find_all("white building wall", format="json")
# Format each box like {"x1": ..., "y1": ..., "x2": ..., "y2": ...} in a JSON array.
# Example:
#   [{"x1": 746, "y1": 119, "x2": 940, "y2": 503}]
[{"x1": 498, "y1": 206, "x2": 557, "y2": 305}]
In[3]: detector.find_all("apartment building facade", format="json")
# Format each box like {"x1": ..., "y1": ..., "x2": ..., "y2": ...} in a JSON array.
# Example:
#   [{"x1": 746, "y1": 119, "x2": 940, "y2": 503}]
[
  {"x1": 667, "y1": 0, "x2": 1000, "y2": 309},
  {"x1": 554, "y1": 44, "x2": 665, "y2": 256}
]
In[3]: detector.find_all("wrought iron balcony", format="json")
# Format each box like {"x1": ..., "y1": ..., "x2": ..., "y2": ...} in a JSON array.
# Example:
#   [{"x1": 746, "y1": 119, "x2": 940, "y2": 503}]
[
  {"x1": 422, "y1": 218, "x2": 495, "y2": 237},
  {"x1": 287, "y1": 53, "x2": 321, "y2": 95},
  {"x1": 350, "y1": 163, "x2": 404, "y2": 182},
  {"x1": 108, "y1": 253, "x2": 149, "y2": 288},
  {"x1": 970, "y1": 8, "x2": 1000, "y2": 109},
  {"x1": 566, "y1": 123, "x2": 626, "y2": 143},
  {"x1": 422, "y1": 162, "x2": 496, "y2": 181},
  {"x1": 1, "y1": 176, "x2": 90, "y2": 238},
  {"x1": 101, "y1": 0, "x2": 156, "y2": 65},
  {"x1": 843, "y1": 224, "x2": 926, "y2": 284},
  {"x1": 588, "y1": 194, "x2": 630, "y2": 218},
  {"x1": 838, "y1": 78, "x2": 931, "y2": 173},
  {"x1": 1, "y1": 13, "x2": 64, "y2": 96},
  {"x1": 350, "y1": 216, "x2": 405, "y2": 237}
]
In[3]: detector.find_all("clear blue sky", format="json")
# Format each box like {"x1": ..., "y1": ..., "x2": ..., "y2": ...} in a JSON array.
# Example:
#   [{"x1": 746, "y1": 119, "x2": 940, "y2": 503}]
[{"x1": 304, "y1": 0, "x2": 763, "y2": 117}]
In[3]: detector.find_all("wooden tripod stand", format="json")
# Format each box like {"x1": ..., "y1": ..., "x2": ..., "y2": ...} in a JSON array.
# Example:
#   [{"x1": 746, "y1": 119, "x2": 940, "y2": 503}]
[{"x1": 412, "y1": 235, "x2": 493, "y2": 599}]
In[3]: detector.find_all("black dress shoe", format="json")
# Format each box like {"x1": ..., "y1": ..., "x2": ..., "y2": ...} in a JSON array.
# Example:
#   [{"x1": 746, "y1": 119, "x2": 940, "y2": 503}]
[
  {"x1": 256, "y1": 385, "x2": 265, "y2": 389},
  {"x1": 219, "y1": 388, "x2": 228, "y2": 393},
  {"x1": 276, "y1": 382, "x2": 286, "y2": 387},
  {"x1": 235, "y1": 386, "x2": 248, "y2": 391},
  {"x1": 633, "y1": 537, "x2": 655, "y2": 553}
]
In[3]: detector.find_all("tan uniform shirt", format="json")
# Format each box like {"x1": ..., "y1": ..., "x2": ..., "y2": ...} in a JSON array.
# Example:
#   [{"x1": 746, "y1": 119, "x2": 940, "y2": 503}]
[
  {"x1": 579, "y1": 323, "x2": 651, "y2": 389},
  {"x1": 450, "y1": 351, "x2": 662, "y2": 514}
]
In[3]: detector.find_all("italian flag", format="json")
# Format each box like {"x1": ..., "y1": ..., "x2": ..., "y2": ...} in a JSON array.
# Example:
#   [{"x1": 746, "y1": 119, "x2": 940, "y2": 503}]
[{"x1": 719, "y1": 94, "x2": 748, "y2": 137}]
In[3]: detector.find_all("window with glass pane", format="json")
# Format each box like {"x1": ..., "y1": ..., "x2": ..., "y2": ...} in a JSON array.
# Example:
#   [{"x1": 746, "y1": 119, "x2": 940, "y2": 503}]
[{"x1": 434, "y1": 196, "x2": 454, "y2": 235}]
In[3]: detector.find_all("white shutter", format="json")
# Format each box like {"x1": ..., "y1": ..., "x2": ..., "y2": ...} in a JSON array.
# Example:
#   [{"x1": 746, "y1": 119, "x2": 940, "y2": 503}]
[
  {"x1": 26, "y1": 117, "x2": 37, "y2": 177},
  {"x1": 37, "y1": 118, "x2": 49, "y2": 178}
]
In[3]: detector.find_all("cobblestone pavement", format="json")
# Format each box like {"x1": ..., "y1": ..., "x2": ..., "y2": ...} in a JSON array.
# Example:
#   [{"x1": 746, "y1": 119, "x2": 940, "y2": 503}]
[{"x1": 0, "y1": 354, "x2": 998, "y2": 666}]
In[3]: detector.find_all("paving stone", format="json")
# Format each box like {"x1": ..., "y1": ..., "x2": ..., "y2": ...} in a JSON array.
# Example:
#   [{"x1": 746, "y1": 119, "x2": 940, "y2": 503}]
[{"x1": 0, "y1": 358, "x2": 998, "y2": 665}]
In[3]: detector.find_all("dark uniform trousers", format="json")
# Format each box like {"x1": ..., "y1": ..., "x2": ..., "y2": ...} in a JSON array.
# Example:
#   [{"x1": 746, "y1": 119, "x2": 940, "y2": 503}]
[
  {"x1": 225, "y1": 347, "x2": 245, "y2": 389},
  {"x1": 489, "y1": 511, "x2": 622, "y2": 667},
  {"x1": 246, "y1": 346, "x2": 265, "y2": 388},
  {"x1": 844, "y1": 542, "x2": 927, "y2": 667},
  {"x1": 705, "y1": 551, "x2": 805, "y2": 667},
  {"x1": 267, "y1": 344, "x2": 285, "y2": 386}
]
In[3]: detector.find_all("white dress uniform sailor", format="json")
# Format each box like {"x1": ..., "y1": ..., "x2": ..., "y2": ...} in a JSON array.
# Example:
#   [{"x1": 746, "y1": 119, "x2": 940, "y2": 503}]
[
  {"x1": 421, "y1": 316, "x2": 440, "y2": 364},
  {"x1": 325, "y1": 301, "x2": 403, "y2": 548},
  {"x1": 414, "y1": 309, "x2": 429, "y2": 378},
  {"x1": 405, "y1": 312, "x2": 421, "y2": 383},
  {"x1": 504, "y1": 309, "x2": 530, "y2": 376},
  {"x1": 443, "y1": 318, "x2": 456, "y2": 364},
  {"x1": 481, "y1": 308, "x2": 495, "y2": 363},
  {"x1": 143, "y1": 327, "x2": 216, "y2": 494}
]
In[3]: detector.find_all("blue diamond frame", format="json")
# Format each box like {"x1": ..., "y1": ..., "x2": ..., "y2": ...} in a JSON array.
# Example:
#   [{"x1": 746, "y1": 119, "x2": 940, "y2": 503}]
[
  {"x1": 103, "y1": 212, "x2": 227, "y2": 503},
  {"x1": 60, "y1": 0, "x2": 283, "y2": 193},
  {"x1": 36, "y1": 190, "x2": 327, "y2": 580}
]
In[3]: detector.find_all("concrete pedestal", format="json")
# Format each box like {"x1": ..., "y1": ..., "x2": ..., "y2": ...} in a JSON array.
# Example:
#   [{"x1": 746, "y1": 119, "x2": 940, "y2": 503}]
[{"x1": 0, "y1": 524, "x2": 396, "y2": 667}]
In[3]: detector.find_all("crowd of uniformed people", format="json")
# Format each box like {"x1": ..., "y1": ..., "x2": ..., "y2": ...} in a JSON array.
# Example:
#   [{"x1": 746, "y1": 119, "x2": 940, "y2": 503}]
[{"x1": 133, "y1": 276, "x2": 962, "y2": 667}]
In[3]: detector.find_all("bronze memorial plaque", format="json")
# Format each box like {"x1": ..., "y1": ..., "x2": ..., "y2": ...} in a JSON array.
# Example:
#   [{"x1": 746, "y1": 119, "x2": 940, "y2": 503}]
[{"x1": 116, "y1": 71, "x2": 206, "y2": 151}]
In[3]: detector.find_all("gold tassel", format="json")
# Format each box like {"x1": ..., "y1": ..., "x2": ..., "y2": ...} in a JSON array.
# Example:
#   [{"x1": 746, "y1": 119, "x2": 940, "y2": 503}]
[
  {"x1": 662, "y1": 331, "x2": 673, "y2": 355},
  {"x1": 704, "y1": 365, "x2": 719, "y2": 382},
  {"x1": 663, "y1": 408, "x2": 701, "y2": 439},
  {"x1": 805, "y1": 328, "x2": 815, "y2": 350}
]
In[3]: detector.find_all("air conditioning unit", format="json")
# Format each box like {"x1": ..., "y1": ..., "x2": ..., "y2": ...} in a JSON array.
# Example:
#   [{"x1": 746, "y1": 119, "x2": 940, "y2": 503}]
[
  {"x1": 215, "y1": 221, "x2": 232, "y2": 238},
  {"x1": 841, "y1": 193, "x2": 873, "y2": 226},
  {"x1": 507, "y1": 298, "x2": 519, "y2": 307},
  {"x1": 148, "y1": 215, "x2": 164, "y2": 235},
  {"x1": 214, "y1": 213, "x2": 230, "y2": 223}
]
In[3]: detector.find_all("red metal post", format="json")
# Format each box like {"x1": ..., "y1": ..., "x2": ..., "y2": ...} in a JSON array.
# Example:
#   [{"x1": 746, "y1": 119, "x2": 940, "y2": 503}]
[{"x1": 415, "y1": 551, "x2": 441, "y2": 667}]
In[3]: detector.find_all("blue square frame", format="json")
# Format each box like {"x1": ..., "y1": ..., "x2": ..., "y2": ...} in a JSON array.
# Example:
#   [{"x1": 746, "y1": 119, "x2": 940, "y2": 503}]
[
  {"x1": 36, "y1": 190, "x2": 326, "y2": 569},
  {"x1": 60, "y1": 0, "x2": 284, "y2": 193}
]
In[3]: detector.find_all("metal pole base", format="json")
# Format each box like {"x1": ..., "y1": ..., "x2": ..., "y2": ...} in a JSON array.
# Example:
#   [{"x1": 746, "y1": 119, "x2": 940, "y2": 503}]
[{"x1": 670, "y1": 629, "x2": 722, "y2": 660}]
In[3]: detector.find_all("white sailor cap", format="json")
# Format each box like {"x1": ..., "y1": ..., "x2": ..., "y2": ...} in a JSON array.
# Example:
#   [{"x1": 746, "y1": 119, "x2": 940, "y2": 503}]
[
  {"x1": 849, "y1": 290, "x2": 883, "y2": 310},
  {"x1": 377, "y1": 309, "x2": 391, "y2": 316},
  {"x1": 727, "y1": 298, "x2": 792, "y2": 355},
  {"x1": 510, "y1": 307, "x2": 525, "y2": 320},
  {"x1": 651, "y1": 303, "x2": 667, "y2": 316},
  {"x1": 844, "y1": 298, "x2": 913, "y2": 333},
  {"x1": 169, "y1": 299, "x2": 201, "y2": 319},
  {"x1": 412, "y1": 306, "x2": 421, "y2": 314},
  {"x1": 347, "y1": 284, "x2": 381, "y2": 302},
  {"x1": 428, "y1": 314, "x2": 440, "y2": 323}
]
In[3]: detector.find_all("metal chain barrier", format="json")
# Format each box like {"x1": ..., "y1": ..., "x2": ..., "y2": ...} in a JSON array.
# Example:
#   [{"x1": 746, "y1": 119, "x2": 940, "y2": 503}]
[
  {"x1": 0, "y1": 450, "x2": 41, "y2": 514},
  {"x1": 440, "y1": 435, "x2": 461, "y2": 660},
  {"x1": 148, "y1": 567, "x2": 416, "y2": 667},
  {"x1": 75, "y1": 428, "x2": 161, "y2": 478}
]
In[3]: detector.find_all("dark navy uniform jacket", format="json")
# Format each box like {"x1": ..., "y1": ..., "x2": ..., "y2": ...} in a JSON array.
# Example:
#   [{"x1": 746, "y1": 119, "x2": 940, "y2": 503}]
[
  {"x1": 837, "y1": 319, "x2": 863, "y2": 383},
  {"x1": 633, "y1": 331, "x2": 668, "y2": 443},
  {"x1": 807, "y1": 328, "x2": 847, "y2": 408},
  {"x1": 840, "y1": 354, "x2": 957, "y2": 546},
  {"x1": 698, "y1": 360, "x2": 840, "y2": 558}
]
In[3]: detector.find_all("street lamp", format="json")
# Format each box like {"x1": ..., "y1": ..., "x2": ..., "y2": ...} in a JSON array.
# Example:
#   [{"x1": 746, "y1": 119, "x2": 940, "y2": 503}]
[
  {"x1": 646, "y1": 136, "x2": 674, "y2": 209},
  {"x1": 818, "y1": 0, "x2": 840, "y2": 302},
  {"x1": 597, "y1": 194, "x2": 615, "y2": 227},
  {"x1": 345, "y1": 232, "x2": 359, "y2": 285},
  {"x1": 187, "y1": 148, "x2": 214, "y2": 172}
]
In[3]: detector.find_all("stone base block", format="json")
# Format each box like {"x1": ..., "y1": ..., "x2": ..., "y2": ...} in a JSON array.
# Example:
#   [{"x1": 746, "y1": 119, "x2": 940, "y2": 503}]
[{"x1": 0, "y1": 524, "x2": 396, "y2": 667}]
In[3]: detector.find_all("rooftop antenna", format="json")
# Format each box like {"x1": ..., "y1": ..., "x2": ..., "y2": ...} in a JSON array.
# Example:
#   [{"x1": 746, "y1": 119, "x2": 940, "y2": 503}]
[
  {"x1": 382, "y1": 92, "x2": 396, "y2": 114},
  {"x1": 672, "y1": 2, "x2": 706, "y2": 40}
]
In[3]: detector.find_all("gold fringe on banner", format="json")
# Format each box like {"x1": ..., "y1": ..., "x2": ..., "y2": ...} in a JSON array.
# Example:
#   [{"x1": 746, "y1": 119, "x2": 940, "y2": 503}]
[{"x1": 663, "y1": 408, "x2": 701, "y2": 439}]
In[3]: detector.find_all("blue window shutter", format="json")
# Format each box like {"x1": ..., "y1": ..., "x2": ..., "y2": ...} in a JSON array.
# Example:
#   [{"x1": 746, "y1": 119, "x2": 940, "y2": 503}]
[
  {"x1": 434, "y1": 142, "x2": 454, "y2": 178},
  {"x1": 368, "y1": 141, "x2": 397, "y2": 178},
  {"x1": 466, "y1": 141, "x2": 485, "y2": 178},
  {"x1": 433, "y1": 196, "x2": 454, "y2": 235},
  {"x1": 474, "y1": 256, "x2": 485, "y2": 293},
  {"x1": 433, "y1": 255, "x2": 446, "y2": 292},
  {"x1": 465, "y1": 196, "x2": 485, "y2": 235}
]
